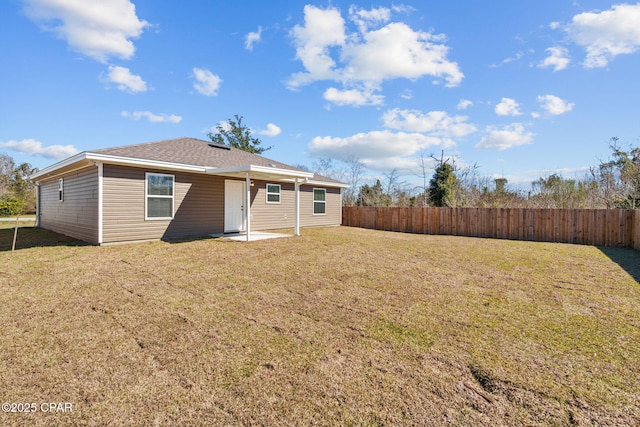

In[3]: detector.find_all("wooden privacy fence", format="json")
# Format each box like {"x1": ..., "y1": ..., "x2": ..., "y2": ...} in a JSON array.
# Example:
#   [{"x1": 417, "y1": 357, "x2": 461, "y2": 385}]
[{"x1": 342, "y1": 207, "x2": 640, "y2": 250}]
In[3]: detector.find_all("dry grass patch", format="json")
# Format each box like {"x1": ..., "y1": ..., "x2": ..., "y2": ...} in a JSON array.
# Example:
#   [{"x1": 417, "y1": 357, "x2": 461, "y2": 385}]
[{"x1": 1, "y1": 226, "x2": 639, "y2": 426}]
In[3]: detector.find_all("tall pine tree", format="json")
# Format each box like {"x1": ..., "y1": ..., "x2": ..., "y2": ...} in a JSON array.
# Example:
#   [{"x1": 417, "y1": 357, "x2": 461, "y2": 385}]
[{"x1": 428, "y1": 162, "x2": 459, "y2": 207}]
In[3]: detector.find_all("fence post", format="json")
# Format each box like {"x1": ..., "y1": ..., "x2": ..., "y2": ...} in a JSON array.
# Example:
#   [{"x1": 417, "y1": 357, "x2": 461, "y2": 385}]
[{"x1": 635, "y1": 209, "x2": 640, "y2": 250}]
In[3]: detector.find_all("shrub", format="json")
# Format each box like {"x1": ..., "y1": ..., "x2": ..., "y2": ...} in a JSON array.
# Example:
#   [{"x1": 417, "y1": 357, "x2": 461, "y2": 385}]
[{"x1": 0, "y1": 194, "x2": 27, "y2": 217}]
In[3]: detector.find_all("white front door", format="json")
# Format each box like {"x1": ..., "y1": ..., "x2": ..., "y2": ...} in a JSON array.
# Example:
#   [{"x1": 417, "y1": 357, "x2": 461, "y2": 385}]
[{"x1": 225, "y1": 180, "x2": 246, "y2": 232}]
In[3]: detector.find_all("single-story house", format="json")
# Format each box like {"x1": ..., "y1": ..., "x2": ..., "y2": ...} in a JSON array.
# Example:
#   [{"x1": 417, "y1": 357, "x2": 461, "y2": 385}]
[{"x1": 30, "y1": 137, "x2": 348, "y2": 244}]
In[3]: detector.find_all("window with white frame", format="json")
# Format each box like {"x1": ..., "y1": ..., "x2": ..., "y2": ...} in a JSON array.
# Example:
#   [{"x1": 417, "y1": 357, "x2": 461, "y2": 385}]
[
  {"x1": 146, "y1": 173, "x2": 174, "y2": 219},
  {"x1": 313, "y1": 188, "x2": 326, "y2": 215},
  {"x1": 58, "y1": 178, "x2": 64, "y2": 202},
  {"x1": 266, "y1": 183, "x2": 281, "y2": 204}
]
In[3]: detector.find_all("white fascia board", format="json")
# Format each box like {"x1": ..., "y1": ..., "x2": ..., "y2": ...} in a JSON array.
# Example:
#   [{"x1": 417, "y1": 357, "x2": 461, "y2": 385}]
[
  {"x1": 31, "y1": 152, "x2": 207, "y2": 180},
  {"x1": 206, "y1": 164, "x2": 314, "y2": 179},
  {"x1": 30, "y1": 152, "x2": 89, "y2": 180},
  {"x1": 85, "y1": 153, "x2": 207, "y2": 173},
  {"x1": 305, "y1": 179, "x2": 350, "y2": 188}
]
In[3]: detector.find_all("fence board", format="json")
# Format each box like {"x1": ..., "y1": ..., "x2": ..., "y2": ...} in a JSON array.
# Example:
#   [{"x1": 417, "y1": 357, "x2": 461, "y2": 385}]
[
  {"x1": 342, "y1": 207, "x2": 639, "y2": 249},
  {"x1": 635, "y1": 210, "x2": 640, "y2": 250}
]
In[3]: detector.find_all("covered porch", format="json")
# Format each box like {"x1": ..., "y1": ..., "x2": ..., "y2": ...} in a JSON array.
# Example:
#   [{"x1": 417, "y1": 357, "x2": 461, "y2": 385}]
[{"x1": 206, "y1": 164, "x2": 315, "y2": 242}]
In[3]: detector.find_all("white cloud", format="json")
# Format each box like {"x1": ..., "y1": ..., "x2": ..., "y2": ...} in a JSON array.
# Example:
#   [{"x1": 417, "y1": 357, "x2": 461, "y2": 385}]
[
  {"x1": 22, "y1": 0, "x2": 148, "y2": 63},
  {"x1": 457, "y1": 99, "x2": 473, "y2": 110},
  {"x1": 245, "y1": 26, "x2": 262, "y2": 51},
  {"x1": 382, "y1": 109, "x2": 477, "y2": 137},
  {"x1": 288, "y1": 5, "x2": 346, "y2": 89},
  {"x1": 323, "y1": 87, "x2": 384, "y2": 106},
  {"x1": 349, "y1": 5, "x2": 391, "y2": 32},
  {"x1": 495, "y1": 98, "x2": 522, "y2": 116},
  {"x1": 502, "y1": 51, "x2": 524, "y2": 64},
  {"x1": 536, "y1": 94, "x2": 575, "y2": 115},
  {"x1": 192, "y1": 67, "x2": 222, "y2": 96},
  {"x1": 102, "y1": 65, "x2": 147, "y2": 93},
  {"x1": 340, "y1": 22, "x2": 463, "y2": 86},
  {"x1": 288, "y1": 5, "x2": 463, "y2": 104},
  {"x1": 0, "y1": 138, "x2": 78, "y2": 160},
  {"x1": 309, "y1": 130, "x2": 445, "y2": 165},
  {"x1": 490, "y1": 51, "x2": 527, "y2": 68},
  {"x1": 538, "y1": 47, "x2": 570, "y2": 71},
  {"x1": 400, "y1": 89, "x2": 413, "y2": 100},
  {"x1": 259, "y1": 123, "x2": 282, "y2": 137},
  {"x1": 391, "y1": 4, "x2": 416, "y2": 14},
  {"x1": 566, "y1": 3, "x2": 640, "y2": 68},
  {"x1": 475, "y1": 123, "x2": 534, "y2": 151},
  {"x1": 361, "y1": 156, "x2": 424, "y2": 171},
  {"x1": 121, "y1": 111, "x2": 182, "y2": 123}
]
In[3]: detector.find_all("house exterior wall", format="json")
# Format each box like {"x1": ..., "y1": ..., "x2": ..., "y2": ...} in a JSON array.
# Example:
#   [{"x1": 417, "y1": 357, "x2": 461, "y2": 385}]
[
  {"x1": 39, "y1": 166, "x2": 99, "y2": 244},
  {"x1": 249, "y1": 180, "x2": 295, "y2": 230},
  {"x1": 102, "y1": 164, "x2": 224, "y2": 243},
  {"x1": 249, "y1": 180, "x2": 342, "y2": 230},
  {"x1": 38, "y1": 163, "x2": 343, "y2": 244}
]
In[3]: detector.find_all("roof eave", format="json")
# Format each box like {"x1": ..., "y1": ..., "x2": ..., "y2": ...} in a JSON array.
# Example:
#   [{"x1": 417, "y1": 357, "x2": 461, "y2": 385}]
[
  {"x1": 30, "y1": 152, "x2": 90, "y2": 180},
  {"x1": 206, "y1": 164, "x2": 314, "y2": 180},
  {"x1": 86, "y1": 153, "x2": 208, "y2": 173},
  {"x1": 30, "y1": 152, "x2": 209, "y2": 180},
  {"x1": 306, "y1": 179, "x2": 350, "y2": 188}
]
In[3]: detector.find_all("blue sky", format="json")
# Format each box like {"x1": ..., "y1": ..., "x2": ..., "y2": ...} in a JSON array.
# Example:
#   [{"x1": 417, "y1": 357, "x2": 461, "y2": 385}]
[{"x1": 1, "y1": 0, "x2": 639, "y2": 189}]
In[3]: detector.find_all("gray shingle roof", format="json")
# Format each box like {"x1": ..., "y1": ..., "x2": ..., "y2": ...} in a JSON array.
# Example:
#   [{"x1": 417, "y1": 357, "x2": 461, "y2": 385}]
[{"x1": 92, "y1": 137, "x2": 345, "y2": 185}]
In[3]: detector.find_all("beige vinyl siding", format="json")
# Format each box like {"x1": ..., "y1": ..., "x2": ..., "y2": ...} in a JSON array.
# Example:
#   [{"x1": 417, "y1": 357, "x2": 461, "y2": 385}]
[
  {"x1": 299, "y1": 185, "x2": 341, "y2": 227},
  {"x1": 39, "y1": 166, "x2": 99, "y2": 244},
  {"x1": 249, "y1": 180, "x2": 295, "y2": 230},
  {"x1": 248, "y1": 181, "x2": 341, "y2": 230},
  {"x1": 102, "y1": 164, "x2": 223, "y2": 243}
]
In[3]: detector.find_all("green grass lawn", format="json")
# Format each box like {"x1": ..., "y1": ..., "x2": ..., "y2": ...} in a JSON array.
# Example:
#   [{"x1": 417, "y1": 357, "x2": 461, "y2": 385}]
[{"x1": 1, "y1": 226, "x2": 639, "y2": 426}]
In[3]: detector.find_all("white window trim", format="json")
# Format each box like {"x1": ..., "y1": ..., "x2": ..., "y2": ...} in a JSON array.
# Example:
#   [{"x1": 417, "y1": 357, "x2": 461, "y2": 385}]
[
  {"x1": 58, "y1": 178, "x2": 64, "y2": 202},
  {"x1": 145, "y1": 172, "x2": 175, "y2": 220},
  {"x1": 312, "y1": 188, "x2": 326, "y2": 215},
  {"x1": 266, "y1": 183, "x2": 281, "y2": 204}
]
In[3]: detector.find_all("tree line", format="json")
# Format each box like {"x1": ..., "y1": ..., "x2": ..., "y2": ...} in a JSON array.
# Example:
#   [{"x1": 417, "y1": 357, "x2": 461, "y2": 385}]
[
  {"x1": 0, "y1": 153, "x2": 37, "y2": 216},
  {"x1": 313, "y1": 137, "x2": 640, "y2": 210}
]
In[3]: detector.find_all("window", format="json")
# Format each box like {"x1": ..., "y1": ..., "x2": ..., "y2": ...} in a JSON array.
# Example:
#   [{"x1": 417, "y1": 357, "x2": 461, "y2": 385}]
[
  {"x1": 266, "y1": 183, "x2": 281, "y2": 204},
  {"x1": 58, "y1": 178, "x2": 64, "y2": 202},
  {"x1": 146, "y1": 173, "x2": 174, "y2": 219},
  {"x1": 313, "y1": 188, "x2": 326, "y2": 215}
]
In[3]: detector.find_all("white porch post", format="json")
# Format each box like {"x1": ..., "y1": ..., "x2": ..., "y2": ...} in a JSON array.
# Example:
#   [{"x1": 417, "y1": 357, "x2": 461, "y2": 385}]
[
  {"x1": 294, "y1": 179, "x2": 300, "y2": 236},
  {"x1": 97, "y1": 162, "x2": 103, "y2": 244},
  {"x1": 245, "y1": 173, "x2": 251, "y2": 242}
]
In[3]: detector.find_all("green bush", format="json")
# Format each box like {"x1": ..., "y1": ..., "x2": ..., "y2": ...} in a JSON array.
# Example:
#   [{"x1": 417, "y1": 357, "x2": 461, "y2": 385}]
[{"x1": 0, "y1": 194, "x2": 27, "y2": 216}]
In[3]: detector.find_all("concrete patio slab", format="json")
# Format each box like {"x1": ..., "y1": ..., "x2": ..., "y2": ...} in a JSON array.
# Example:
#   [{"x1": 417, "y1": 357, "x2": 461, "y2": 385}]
[{"x1": 209, "y1": 231, "x2": 293, "y2": 242}]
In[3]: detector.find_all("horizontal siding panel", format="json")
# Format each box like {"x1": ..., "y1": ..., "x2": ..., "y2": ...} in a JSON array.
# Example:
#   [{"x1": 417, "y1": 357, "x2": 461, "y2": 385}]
[
  {"x1": 102, "y1": 165, "x2": 223, "y2": 243},
  {"x1": 38, "y1": 166, "x2": 99, "y2": 243},
  {"x1": 250, "y1": 180, "x2": 295, "y2": 230},
  {"x1": 249, "y1": 182, "x2": 341, "y2": 231},
  {"x1": 299, "y1": 186, "x2": 341, "y2": 228}
]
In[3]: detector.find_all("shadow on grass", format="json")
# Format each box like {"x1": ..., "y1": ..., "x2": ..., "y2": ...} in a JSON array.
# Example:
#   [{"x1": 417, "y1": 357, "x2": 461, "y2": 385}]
[
  {"x1": 164, "y1": 235, "x2": 219, "y2": 244},
  {"x1": 599, "y1": 246, "x2": 640, "y2": 285},
  {"x1": 0, "y1": 227, "x2": 87, "y2": 252}
]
